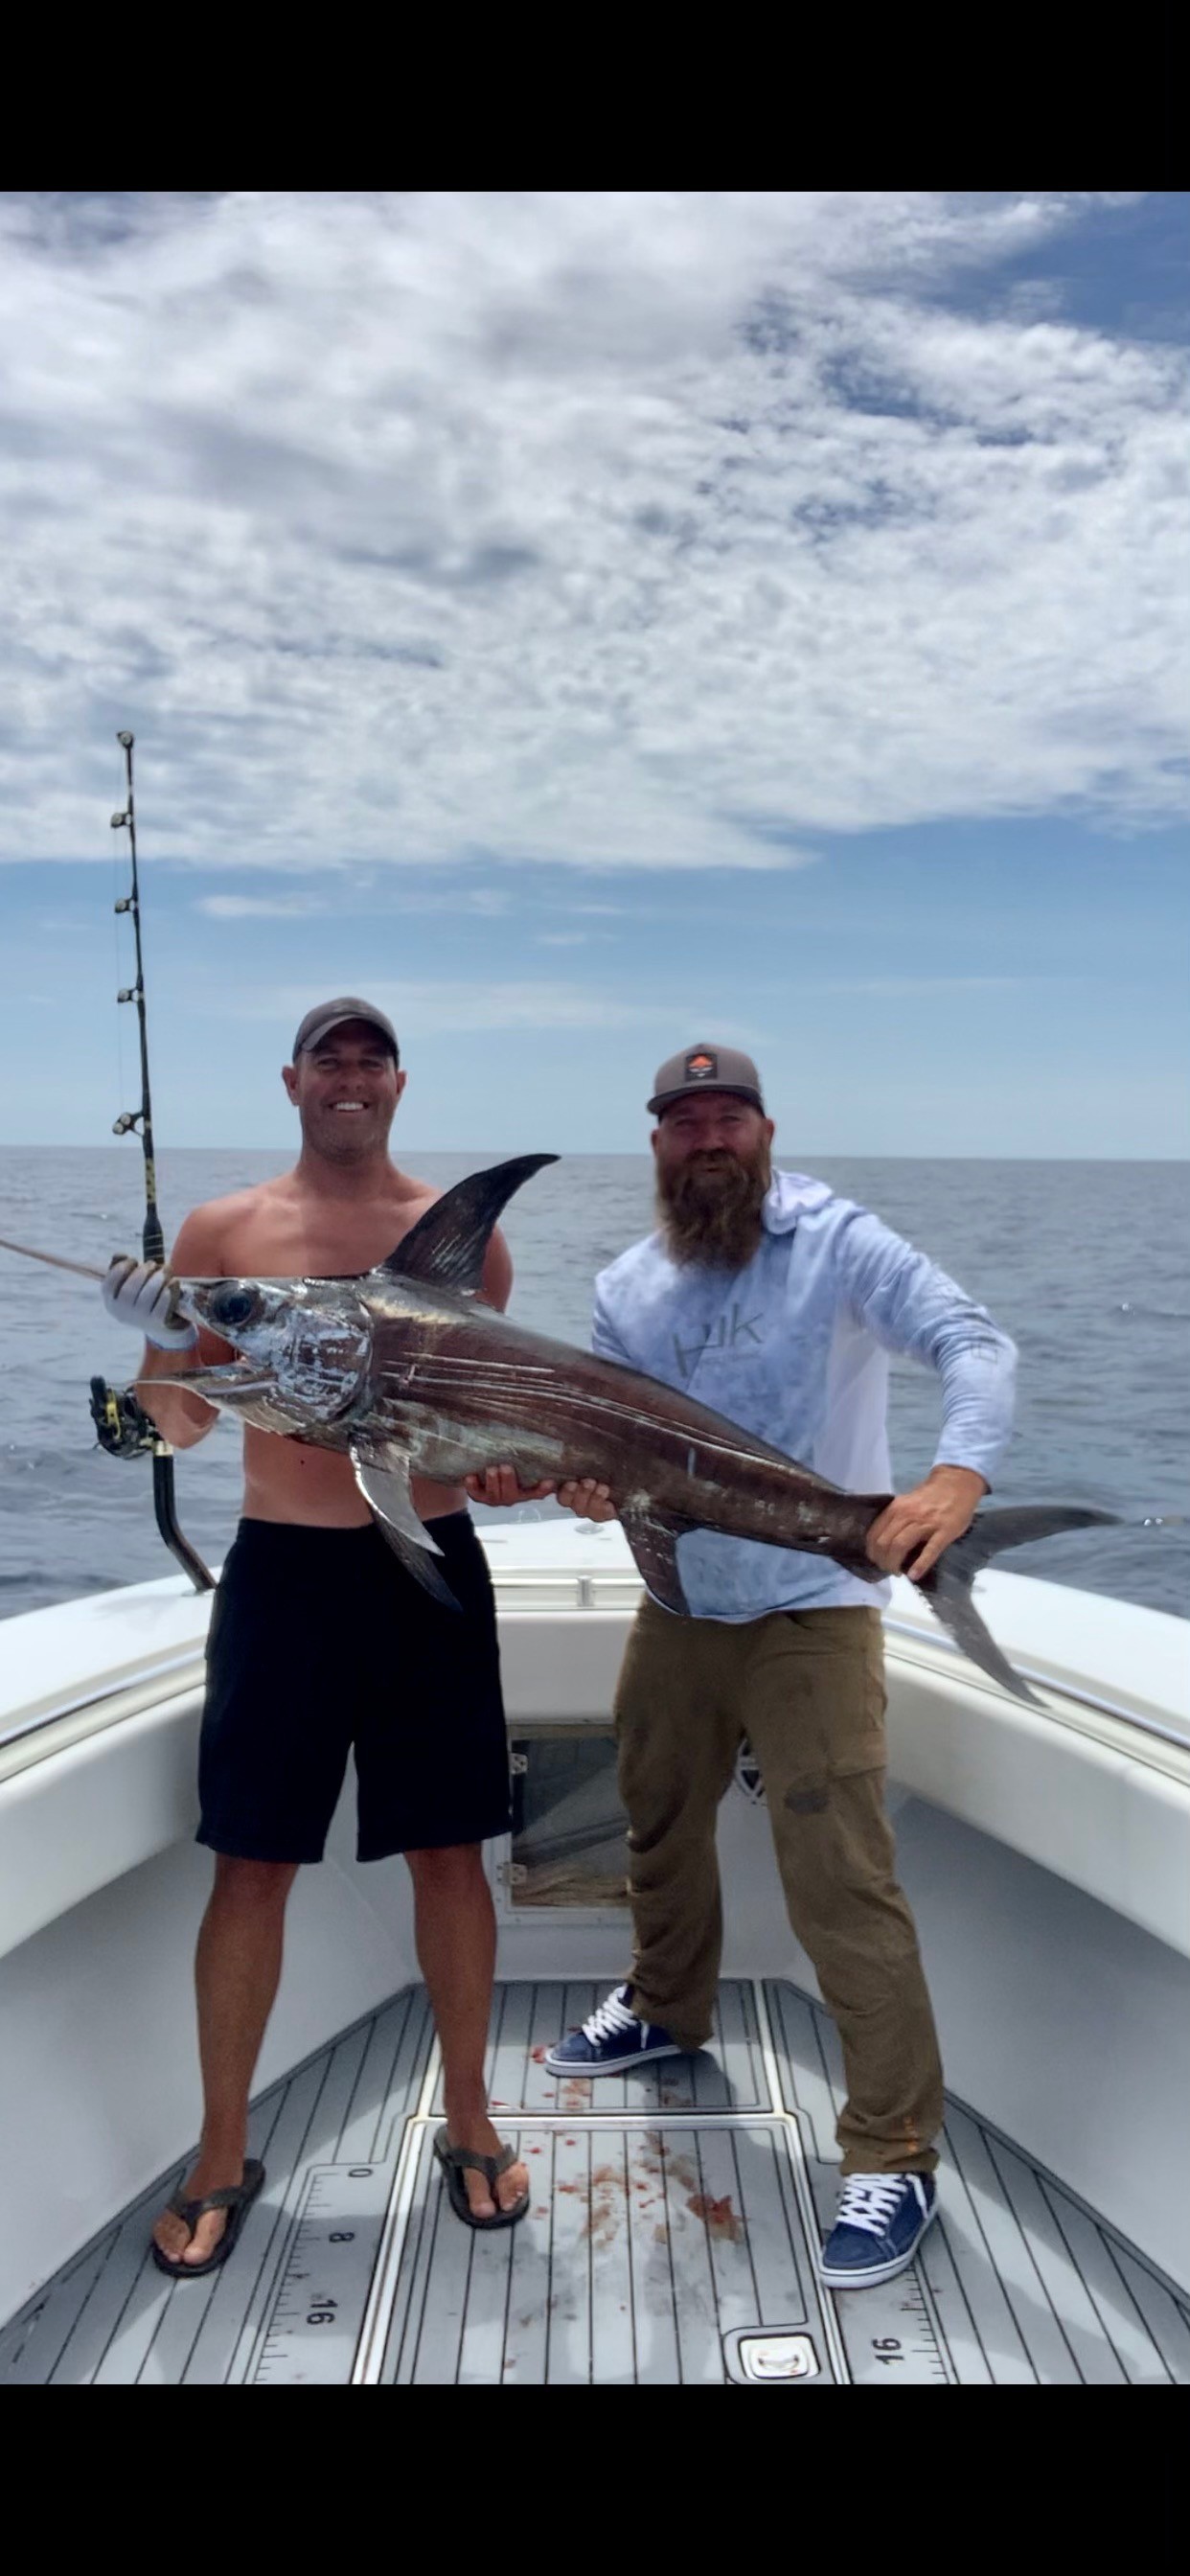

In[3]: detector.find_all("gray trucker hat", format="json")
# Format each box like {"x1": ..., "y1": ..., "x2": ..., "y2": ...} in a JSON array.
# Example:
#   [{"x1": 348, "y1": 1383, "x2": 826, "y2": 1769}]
[
  {"x1": 648, "y1": 1043, "x2": 765, "y2": 1116},
  {"x1": 291, "y1": 998, "x2": 400, "y2": 1062}
]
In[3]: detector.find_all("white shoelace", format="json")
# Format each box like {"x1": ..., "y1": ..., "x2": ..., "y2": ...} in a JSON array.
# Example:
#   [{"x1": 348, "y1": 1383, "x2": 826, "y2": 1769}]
[
  {"x1": 835, "y1": 2174, "x2": 915, "y2": 2239},
  {"x1": 582, "y1": 1987, "x2": 641, "y2": 2045}
]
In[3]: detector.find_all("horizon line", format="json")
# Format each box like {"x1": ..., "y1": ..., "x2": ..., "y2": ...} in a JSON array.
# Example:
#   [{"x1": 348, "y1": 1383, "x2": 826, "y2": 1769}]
[{"x1": 2, "y1": 1142, "x2": 1187, "y2": 1167}]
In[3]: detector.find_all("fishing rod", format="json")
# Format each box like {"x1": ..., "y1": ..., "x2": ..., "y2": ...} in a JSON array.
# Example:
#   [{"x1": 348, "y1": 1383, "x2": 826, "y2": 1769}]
[{"x1": 87, "y1": 731, "x2": 215, "y2": 1592}]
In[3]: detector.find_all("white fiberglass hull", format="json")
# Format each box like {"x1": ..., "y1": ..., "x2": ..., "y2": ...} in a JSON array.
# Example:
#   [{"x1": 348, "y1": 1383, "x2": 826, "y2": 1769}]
[{"x1": 1, "y1": 1524, "x2": 1187, "y2": 2378}]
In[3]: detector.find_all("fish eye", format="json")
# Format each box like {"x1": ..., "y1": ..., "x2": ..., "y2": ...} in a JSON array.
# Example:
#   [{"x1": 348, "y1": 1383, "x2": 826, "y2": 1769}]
[{"x1": 208, "y1": 1285, "x2": 262, "y2": 1332}]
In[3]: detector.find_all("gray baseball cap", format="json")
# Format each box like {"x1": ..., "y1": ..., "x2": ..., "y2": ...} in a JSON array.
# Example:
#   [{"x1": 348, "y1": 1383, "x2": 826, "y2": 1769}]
[
  {"x1": 291, "y1": 998, "x2": 400, "y2": 1062},
  {"x1": 648, "y1": 1043, "x2": 765, "y2": 1116}
]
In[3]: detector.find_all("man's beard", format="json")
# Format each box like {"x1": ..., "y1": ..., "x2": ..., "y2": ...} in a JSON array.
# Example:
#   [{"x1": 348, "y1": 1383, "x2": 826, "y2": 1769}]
[{"x1": 657, "y1": 1144, "x2": 772, "y2": 1270}]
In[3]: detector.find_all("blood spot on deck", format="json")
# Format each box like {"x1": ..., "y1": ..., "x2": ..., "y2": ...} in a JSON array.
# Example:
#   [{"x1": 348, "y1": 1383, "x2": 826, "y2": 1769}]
[
  {"x1": 574, "y1": 2158, "x2": 635, "y2": 2251},
  {"x1": 687, "y1": 2192, "x2": 745, "y2": 2243}
]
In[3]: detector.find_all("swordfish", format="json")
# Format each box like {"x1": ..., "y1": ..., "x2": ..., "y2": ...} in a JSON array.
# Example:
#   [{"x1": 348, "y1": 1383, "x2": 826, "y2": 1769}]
[
  {"x1": 142, "y1": 1154, "x2": 1112, "y2": 1706},
  {"x1": 1, "y1": 1156, "x2": 1113, "y2": 1704}
]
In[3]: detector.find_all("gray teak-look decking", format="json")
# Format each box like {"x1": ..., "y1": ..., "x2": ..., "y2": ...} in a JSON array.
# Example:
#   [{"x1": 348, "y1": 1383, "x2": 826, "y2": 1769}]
[{"x1": 4, "y1": 1981, "x2": 1187, "y2": 2387}]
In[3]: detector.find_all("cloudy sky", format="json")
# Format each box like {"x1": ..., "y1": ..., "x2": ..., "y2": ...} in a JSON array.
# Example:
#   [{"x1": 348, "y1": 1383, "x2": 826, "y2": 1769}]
[{"x1": 1, "y1": 190, "x2": 1186, "y2": 1155}]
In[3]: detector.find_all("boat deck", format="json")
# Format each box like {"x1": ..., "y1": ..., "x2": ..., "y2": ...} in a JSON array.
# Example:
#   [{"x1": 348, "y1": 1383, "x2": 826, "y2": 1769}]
[{"x1": 4, "y1": 1979, "x2": 1187, "y2": 2387}]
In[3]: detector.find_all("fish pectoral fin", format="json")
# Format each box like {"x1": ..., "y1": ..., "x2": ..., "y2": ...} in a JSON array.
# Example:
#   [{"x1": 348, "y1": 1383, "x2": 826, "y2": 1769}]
[
  {"x1": 374, "y1": 1154, "x2": 558, "y2": 1294},
  {"x1": 351, "y1": 1442, "x2": 444, "y2": 1553},
  {"x1": 620, "y1": 1506, "x2": 694, "y2": 1616},
  {"x1": 350, "y1": 1442, "x2": 459, "y2": 1610}
]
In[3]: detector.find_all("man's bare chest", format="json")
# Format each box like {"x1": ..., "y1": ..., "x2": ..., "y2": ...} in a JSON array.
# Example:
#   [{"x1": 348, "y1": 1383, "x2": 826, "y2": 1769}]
[{"x1": 218, "y1": 1195, "x2": 436, "y2": 1281}]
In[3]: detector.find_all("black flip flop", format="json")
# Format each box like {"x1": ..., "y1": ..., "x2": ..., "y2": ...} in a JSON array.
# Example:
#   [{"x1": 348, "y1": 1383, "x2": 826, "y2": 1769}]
[
  {"x1": 150, "y1": 2158, "x2": 266, "y2": 2280},
  {"x1": 433, "y1": 2128, "x2": 530, "y2": 2231}
]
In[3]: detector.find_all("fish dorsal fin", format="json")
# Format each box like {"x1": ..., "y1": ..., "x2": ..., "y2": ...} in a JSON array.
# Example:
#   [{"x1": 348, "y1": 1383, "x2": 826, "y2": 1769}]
[{"x1": 377, "y1": 1154, "x2": 558, "y2": 1293}]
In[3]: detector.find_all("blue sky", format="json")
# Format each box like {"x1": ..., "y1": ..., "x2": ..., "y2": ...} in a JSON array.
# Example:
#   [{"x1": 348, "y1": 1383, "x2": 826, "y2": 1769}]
[{"x1": 1, "y1": 191, "x2": 1186, "y2": 1156}]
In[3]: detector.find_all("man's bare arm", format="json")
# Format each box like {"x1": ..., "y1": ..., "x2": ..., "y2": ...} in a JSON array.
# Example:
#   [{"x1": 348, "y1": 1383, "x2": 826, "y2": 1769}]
[
  {"x1": 127, "y1": 1207, "x2": 234, "y2": 1451},
  {"x1": 479, "y1": 1224, "x2": 514, "y2": 1314}
]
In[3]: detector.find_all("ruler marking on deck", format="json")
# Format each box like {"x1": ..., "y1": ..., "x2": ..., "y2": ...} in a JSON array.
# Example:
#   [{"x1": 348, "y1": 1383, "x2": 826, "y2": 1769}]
[{"x1": 248, "y1": 2165, "x2": 390, "y2": 2386}]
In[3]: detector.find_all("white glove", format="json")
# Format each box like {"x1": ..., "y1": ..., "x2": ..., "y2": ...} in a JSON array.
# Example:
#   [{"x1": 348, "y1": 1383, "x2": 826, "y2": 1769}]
[{"x1": 102, "y1": 1256, "x2": 198, "y2": 1350}]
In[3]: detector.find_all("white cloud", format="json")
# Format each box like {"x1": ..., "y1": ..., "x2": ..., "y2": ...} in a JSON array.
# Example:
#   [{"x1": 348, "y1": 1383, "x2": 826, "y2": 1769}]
[
  {"x1": 0, "y1": 191, "x2": 1184, "y2": 874},
  {"x1": 224, "y1": 978, "x2": 658, "y2": 1034},
  {"x1": 196, "y1": 892, "x2": 326, "y2": 918}
]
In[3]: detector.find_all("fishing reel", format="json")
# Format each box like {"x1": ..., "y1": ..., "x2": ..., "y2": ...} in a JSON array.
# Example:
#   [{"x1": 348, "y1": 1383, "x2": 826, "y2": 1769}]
[{"x1": 89, "y1": 1375, "x2": 160, "y2": 1461}]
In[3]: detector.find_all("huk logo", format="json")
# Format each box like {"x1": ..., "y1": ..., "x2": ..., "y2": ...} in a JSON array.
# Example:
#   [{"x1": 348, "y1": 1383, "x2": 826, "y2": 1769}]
[
  {"x1": 673, "y1": 1303, "x2": 766, "y2": 1381},
  {"x1": 686, "y1": 1049, "x2": 717, "y2": 1081}
]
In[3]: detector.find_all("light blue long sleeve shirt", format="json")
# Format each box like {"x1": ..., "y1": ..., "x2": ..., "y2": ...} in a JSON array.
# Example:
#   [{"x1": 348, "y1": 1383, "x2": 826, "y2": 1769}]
[{"x1": 591, "y1": 1170, "x2": 1018, "y2": 1622}]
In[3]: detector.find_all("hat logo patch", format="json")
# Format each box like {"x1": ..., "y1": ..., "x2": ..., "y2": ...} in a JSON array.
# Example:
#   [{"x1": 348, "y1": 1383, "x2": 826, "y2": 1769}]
[{"x1": 686, "y1": 1050, "x2": 717, "y2": 1080}]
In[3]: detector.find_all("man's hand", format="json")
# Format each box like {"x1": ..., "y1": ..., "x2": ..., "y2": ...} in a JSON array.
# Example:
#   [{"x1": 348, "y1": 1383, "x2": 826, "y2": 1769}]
[
  {"x1": 464, "y1": 1466, "x2": 618, "y2": 1521},
  {"x1": 465, "y1": 1467, "x2": 556, "y2": 1508},
  {"x1": 102, "y1": 1256, "x2": 198, "y2": 1350},
  {"x1": 865, "y1": 1464, "x2": 988, "y2": 1582},
  {"x1": 557, "y1": 1480, "x2": 617, "y2": 1522}
]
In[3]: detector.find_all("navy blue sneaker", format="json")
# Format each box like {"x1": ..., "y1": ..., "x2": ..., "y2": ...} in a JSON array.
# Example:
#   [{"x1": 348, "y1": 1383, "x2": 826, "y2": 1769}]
[
  {"x1": 543, "y1": 1985, "x2": 686, "y2": 2079},
  {"x1": 819, "y1": 2173, "x2": 938, "y2": 2288}
]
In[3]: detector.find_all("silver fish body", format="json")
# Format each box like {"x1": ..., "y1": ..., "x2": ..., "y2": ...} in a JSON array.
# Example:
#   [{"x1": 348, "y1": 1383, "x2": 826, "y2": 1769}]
[
  {"x1": 159, "y1": 1155, "x2": 1116, "y2": 1705},
  {"x1": 0, "y1": 1164, "x2": 1115, "y2": 1701},
  {"x1": 183, "y1": 1266, "x2": 884, "y2": 1574}
]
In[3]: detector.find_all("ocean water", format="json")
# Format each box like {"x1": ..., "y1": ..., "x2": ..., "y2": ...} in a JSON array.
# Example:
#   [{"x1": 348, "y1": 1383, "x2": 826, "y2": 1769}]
[{"x1": 0, "y1": 1147, "x2": 1186, "y2": 1624}]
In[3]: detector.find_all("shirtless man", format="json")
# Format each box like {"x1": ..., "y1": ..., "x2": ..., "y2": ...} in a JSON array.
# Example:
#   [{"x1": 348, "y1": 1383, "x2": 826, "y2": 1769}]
[{"x1": 102, "y1": 999, "x2": 530, "y2": 2272}]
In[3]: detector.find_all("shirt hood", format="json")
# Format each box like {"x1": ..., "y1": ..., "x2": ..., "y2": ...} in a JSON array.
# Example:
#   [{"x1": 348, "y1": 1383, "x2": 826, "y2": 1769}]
[{"x1": 762, "y1": 1169, "x2": 834, "y2": 1234}]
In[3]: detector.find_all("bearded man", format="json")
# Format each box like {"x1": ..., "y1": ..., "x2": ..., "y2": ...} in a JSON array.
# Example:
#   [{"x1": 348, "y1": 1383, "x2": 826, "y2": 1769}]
[{"x1": 470, "y1": 1042, "x2": 1018, "y2": 2288}]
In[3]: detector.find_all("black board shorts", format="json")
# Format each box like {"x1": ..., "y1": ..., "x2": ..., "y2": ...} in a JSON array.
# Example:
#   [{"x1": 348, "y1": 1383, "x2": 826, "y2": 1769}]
[{"x1": 197, "y1": 1515, "x2": 513, "y2": 1865}]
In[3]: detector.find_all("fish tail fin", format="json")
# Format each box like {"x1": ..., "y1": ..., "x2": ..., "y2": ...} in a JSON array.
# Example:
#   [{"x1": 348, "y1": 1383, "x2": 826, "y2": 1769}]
[{"x1": 916, "y1": 1505, "x2": 1118, "y2": 1705}]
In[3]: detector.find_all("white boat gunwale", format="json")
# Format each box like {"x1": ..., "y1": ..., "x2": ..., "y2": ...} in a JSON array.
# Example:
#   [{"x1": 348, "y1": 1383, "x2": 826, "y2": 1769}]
[
  {"x1": 2, "y1": 1545, "x2": 1188, "y2": 1976},
  {"x1": 3, "y1": 1610, "x2": 1189, "y2": 1762}
]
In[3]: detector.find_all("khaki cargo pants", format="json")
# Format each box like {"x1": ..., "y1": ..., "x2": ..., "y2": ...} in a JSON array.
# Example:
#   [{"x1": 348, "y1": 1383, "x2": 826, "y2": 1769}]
[{"x1": 615, "y1": 1598, "x2": 943, "y2": 2176}]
